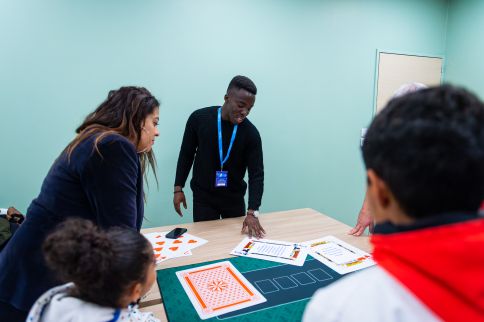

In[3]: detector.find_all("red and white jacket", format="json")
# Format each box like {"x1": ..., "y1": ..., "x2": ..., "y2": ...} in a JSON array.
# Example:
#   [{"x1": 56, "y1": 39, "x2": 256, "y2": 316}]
[{"x1": 303, "y1": 219, "x2": 484, "y2": 322}]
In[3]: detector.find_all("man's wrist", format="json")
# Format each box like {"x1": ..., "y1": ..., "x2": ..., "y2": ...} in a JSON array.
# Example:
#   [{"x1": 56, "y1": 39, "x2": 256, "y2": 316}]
[
  {"x1": 174, "y1": 186, "x2": 184, "y2": 193},
  {"x1": 246, "y1": 209, "x2": 259, "y2": 218}
]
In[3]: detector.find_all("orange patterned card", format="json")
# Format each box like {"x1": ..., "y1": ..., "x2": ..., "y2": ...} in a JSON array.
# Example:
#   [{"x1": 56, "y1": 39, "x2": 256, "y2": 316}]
[
  {"x1": 144, "y1": 232, "x2": 207, "y2": 264},
  {"x1": 176, "y1": 261, "x2": 266, "y2": 319}
]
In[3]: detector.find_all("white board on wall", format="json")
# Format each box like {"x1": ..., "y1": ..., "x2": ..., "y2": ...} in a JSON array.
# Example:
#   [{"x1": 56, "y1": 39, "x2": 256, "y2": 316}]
[{"x1": 375, "y1": 52, "x2": 443, "y2": 113}]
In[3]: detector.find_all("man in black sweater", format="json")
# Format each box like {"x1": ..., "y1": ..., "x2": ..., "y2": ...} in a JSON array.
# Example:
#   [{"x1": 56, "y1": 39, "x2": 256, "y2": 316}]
[{"x1": 174, "y1": 76, "x2": 265, "y2": 237}]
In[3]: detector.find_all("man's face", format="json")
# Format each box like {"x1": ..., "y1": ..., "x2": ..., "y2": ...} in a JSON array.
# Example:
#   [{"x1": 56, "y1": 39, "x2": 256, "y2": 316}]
[{"x1": 224, "y1": 88, "x2": 255, "y2": 125}]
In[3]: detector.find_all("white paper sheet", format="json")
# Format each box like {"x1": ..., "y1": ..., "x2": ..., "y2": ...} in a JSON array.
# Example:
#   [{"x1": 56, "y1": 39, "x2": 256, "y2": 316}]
[
  {"x1": 143, "y1": 231, "x2": 207, "y2": 263},
  {"x1": 231, "y1": 238, "x2": 308, "y2": 266},
  {"x1": 301, "y1": 236, "x2": 375, "y2": 274}
]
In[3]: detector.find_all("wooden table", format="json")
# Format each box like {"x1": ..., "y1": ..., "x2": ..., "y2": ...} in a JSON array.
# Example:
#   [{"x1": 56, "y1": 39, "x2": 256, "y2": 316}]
[{"x1": 139, "y1": 208, "x2": 371, "y2": 321}]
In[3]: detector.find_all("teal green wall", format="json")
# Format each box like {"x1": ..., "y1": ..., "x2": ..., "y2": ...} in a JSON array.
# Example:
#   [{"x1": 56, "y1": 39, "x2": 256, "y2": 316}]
[
  {"x1": 0, "y1": 0, "x2": 448, "y2": 228},
  {"x1": 445, "y1": 0, "x2": 484, "y2": 99}
]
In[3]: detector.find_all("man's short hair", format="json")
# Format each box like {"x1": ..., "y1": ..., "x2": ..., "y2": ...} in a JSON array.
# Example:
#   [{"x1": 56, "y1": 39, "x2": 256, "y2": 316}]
[
  {"x1": 227, "y1": 75, "x2": 257, "y2": 95},
  {"x1": 363, "y1": 84, "x2": 484, "y2": 218}
]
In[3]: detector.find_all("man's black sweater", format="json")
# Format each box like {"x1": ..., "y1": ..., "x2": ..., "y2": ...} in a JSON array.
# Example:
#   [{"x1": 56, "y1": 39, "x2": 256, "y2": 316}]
[{"x1": 174, "y1": 106, "x2": 264, "y2": 210}]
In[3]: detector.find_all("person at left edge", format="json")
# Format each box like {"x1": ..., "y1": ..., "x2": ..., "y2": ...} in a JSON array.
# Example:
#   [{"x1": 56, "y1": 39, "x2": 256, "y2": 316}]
[
  {"x1": 0, "y1": 207, "x2": 24, "y2": 251},
  {"x1": 0, "y1": 86, "x2": 160, "y2": 322},
  {"x1": 173, "y1": 76, "x2": 265, "y2": 238}
]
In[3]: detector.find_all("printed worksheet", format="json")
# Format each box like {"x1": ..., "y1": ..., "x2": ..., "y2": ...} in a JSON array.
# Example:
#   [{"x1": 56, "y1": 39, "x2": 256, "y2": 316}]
[
  {"x1": 302, "y1": 236, "x2": 375, "y2": 274},
  {"x1": 177, "y1": 261, "x2": 266, "y2": 319},
  {"x1": 231, "y1": 238, "x2": 308, "y2": 266}
]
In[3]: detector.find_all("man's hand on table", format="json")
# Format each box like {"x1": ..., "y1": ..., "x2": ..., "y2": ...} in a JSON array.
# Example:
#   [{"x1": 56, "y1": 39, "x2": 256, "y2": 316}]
[
  {"x1": 241, "y1": 210, "x2": 265, "y2": 239},
  {"x1": 348, "y1": 201, "x2": 374, "y2": 236}
]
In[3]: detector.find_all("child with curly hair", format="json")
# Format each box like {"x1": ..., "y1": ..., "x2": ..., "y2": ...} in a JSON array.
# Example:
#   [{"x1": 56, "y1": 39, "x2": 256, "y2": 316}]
[{"x1": 27, "y1": 218, "x2": 159, "y2": 322}]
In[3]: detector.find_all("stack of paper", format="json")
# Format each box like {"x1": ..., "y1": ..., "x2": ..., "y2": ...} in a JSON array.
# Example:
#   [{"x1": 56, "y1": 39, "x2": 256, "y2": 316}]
[{"x1": 144, "y1": 232, "x2": 208, "y2": 264}]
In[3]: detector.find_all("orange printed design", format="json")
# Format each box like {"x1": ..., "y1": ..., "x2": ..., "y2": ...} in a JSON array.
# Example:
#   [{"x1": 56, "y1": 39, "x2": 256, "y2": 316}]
[
  {"x1": 344, "y1": 255, "x2": 372, "y2": 267},
  {"x1": 207, "y1": 280, "x2": 228, "y2": 292},
  {"x1": 183, "y1": 264, "x2": 256, "y2": 313},
  {"x1": 289, "y1": 245, "x2": 302, "y2": 260}
]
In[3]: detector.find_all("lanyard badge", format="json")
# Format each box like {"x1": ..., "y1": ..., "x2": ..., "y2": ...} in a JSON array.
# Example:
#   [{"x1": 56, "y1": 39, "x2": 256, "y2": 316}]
[{"x1": 215, "y1": 107, "x2": 237, "y2": 188}]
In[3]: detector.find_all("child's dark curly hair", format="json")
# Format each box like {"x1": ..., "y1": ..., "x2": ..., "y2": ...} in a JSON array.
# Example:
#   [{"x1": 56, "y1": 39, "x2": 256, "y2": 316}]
[{"x1": 43, "y1": 218, "x2": 153, "y2": 307}]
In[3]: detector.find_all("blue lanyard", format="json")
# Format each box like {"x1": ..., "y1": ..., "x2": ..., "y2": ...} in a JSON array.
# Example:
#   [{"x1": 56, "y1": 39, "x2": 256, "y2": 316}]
[
  {"x1": 107, "y1": 308, "x2": 121, "y2": 322},
  {"x1": 218, "y1": 107, "x2": 238, "y2": 170}
]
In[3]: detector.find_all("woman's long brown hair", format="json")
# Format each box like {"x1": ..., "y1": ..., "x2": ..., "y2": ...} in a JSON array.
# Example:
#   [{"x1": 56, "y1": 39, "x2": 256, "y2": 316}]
[{"x1": 66, "y1": 86, "x2": 159, "y2": 186}]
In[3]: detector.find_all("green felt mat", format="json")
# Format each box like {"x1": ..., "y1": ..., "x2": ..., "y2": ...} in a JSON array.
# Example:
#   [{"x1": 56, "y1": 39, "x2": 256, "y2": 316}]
[{"x1": 156, "y1": 256, "x2": 310, "y2": 322}]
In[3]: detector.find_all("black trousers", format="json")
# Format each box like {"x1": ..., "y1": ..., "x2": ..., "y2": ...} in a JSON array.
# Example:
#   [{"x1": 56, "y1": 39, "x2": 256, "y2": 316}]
[{"x1": 193, "y1": 190, "x2": 245, "y2": 222}]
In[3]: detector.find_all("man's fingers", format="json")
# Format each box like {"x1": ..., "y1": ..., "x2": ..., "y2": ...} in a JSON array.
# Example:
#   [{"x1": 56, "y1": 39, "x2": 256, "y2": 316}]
[
  {"x1": 241, "y1": 221, "x2": 247, "y2": 233},
  {"x1": 248, "y1": 226, "x2": 253, "y2": 238},
  {"x1": 174, "y1": 202, "x2": 183, "y2": 217},
  {"x1": 182, "y1": 197, "x2": 187, "y2": 209},
  {"x1": 173, "y1": 196, "x2": 184, "y2": 217},
  {"x1": 348, "y1": 226, "x2": 358, "y2": 235},
  {"x1": 348, "y1": 224, "x2": 362, "y2": 236},
  {"x1": 255, "y1": 228, "x2": 262, "y2": 239},
  {"x1": 251, "y1": 220, "x2": 265, "y2": 238},
  {"x1": 354, "y1": 226, "x2": 365, "y2": 236},
  {"x1": 253, "y1": 223, "x2": 263, "y2": 238},
  {"x1": 243, "y1": 219, "x2": 266, "y2": 238}
]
